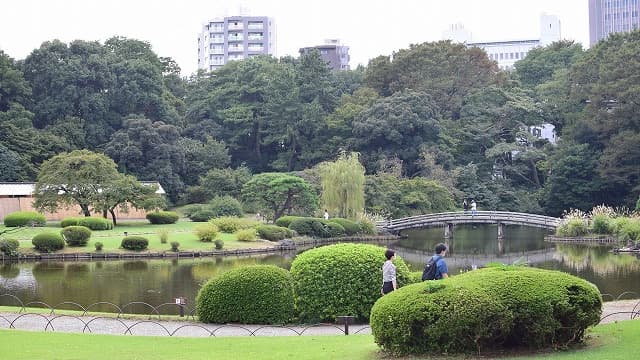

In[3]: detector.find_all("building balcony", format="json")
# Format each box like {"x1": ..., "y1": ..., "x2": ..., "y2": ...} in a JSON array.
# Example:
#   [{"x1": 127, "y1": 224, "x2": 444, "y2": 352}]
[
  {"x1": 248, "y1": 46, "x2": 264, "y2": 52},
  {"x1": 248, "y1": 23, "x2": 263, "y2": 29},
  {"x1": 228, "y1": 36, "x2": 245, "y2": 42},
  {"x1": 247, "y1": 36, "x2": 264, "y2": 41},
  {"x1": 228, "y1": 24, "x2": 244, "y2": 30},
  {"x1": 210, "y1": 38, "x2": 224, "y2": 44},
  {"x1": 228, "y1": 46, "x2": 245, "y2": 52}
]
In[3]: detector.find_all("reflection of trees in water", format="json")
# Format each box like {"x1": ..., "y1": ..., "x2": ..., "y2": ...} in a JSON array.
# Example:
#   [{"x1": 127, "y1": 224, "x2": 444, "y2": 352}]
[
  {"x1": 1, "y1": 264, "x2": 20, "y2": 279},
  {"x1": 554, "y1": 245, "x2": 640, "y2": 276},
  {"x1": 122, "y1": 261, "x2": 149, "y2": 272},
  {"x1": 190, "y1": 255, "x2": 288, "y2": 282}
]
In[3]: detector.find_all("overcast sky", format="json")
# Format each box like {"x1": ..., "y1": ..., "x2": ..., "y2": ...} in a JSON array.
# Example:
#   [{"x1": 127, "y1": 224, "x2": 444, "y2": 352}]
[{"x1": 0, "y1": 0, "x2": 589, "y2": 76}]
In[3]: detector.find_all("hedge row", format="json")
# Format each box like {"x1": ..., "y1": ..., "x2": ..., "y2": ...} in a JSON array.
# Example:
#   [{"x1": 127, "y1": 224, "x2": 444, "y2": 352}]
[
  {"x1": 370, "y1": 266, "x2": 602, "y2": 355},
  {"x1": 146, "y1": 211, "x2": 179, "y2": 224},
  {"x1": 3, "y1": 211, "x2": 46, "y2": 227},
  {"x1": 61, "y1": 217, "x2": 113, "y2": 230},
  {"x1": 276, "y1": 216, "x2": 377, "y2": 238},
  {"x1": 32, "y1": 232, "x2": 65, "y2": 252}
]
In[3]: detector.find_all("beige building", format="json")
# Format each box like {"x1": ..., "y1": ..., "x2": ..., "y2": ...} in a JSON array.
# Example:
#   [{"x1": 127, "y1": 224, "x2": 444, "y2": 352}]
[{"x1": 0, "y1": 182, "x2": 165, "y2": 222}]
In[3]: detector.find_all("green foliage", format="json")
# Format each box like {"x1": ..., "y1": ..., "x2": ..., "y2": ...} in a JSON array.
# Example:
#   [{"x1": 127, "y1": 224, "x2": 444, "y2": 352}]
[
  {"x1": 0, "y1": 238, "x2": 20, "y2": 256},
  {"x1": 198, "y1": 166, "x2": 252, "y2": 200},
  {"x1": 235, "y1": 229, "x2": 257, "y2": 242},
  {"x1": 60, "y1": 226, "x2": 92, "y2": 246},
  {"x1": 318, "y1": 152, "x2": 365, "y2": 219},
  {"x1": 290, "y1": 243, "x2": 413, "y2": 322},
  {"x1": 241, "y1": 173, "x2": 318, "y2": 220},
  {"x1": 324, "y1": 221, "x2": 346, "y2": 237},
  {"x1": 32, "y1": 232, "x2": 65, "y2": 252},
  {"x1": 146, "y1": 211, "x2": 179, "y2": 224},
  {"x1": 208, "y1": 196, "x2": 244, "y2": 217},
  {"x1": 556, "y1": 217, "x2": 589, "y2": 237},
  {"x1": 194, "y1": 223, "x2": 218, "y2": 242},
  {"x1": 120, "y1": 236, "x2": 149, "y2": 251},
  {"x1": 515, "y1": 40, "x2": 584, "y2": 88},
  {"x1": 255, "y1": 225, "x2": 293, "y2": 241},
  {"x1": 60, "y1": 217, "x2": 79, "y2": 227},
  {"x1": 3, "y1": 211, "x2": 46, "y2": 227},
  {"x1": 591, "y1": 214, "x2": 613, "y2": 234},
  {"x1": 196, "y1": 265, "x2": 295, "y2": 324},
  {"x1": 357, "y1": 218, "x2": 377, "y2": 235},
  {"x1": 288, "y1": 217, "x2": 331, "y2": 238},
  {"x1": 370, "y1": 267, "x2": 602, "y2": 355},
  {"x1": 94, "y1": 242, "x2": 103, "y2": 251},
  {"x1": 157, "y1": 229, "x2": 169, "y2": 244},
  {"x1": 188, "y1": 208, "x2": 216, "y2": 222},
  {"x1": 618, "y1": 219, "x2": 640, "y2": 242},
  {"x1": 214, "y1": 239, "x2": 224, "y2": 249},
  {"x1": 209, "y1": 216, "x2": 257, "y2": 233},
  {"x1": 328, "y1": 218, "x2": 360, "y2": 235},
  {"x1": 170, "y1": 241, "x2": 180, "y2": 252},
  {"x1": 274, "y1": 216, "x2": 302, "y2": 228},
  {"x1": 76, "y1": 217, "x2": 113, "y2": 230}
]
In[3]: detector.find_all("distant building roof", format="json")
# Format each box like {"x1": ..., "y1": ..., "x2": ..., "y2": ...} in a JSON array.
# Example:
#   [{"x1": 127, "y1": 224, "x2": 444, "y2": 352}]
[{"x1": 0, "y1": 182, "x2": 166, "y2": 196}]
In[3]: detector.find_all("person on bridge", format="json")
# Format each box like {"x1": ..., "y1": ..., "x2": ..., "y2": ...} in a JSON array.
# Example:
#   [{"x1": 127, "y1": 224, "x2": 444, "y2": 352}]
[
  {"x1": 470, "y1": 200, "x2": 477, "y2": 216},
  {"x1": 428, "y1": 243, "x2": 449, "y2": 280},
  {"x1": 463, "y1": 199, "x2": 469, "y2": 214},
  {"x1": 381, "y1": 249, "x2": 397, "y2": 295}
]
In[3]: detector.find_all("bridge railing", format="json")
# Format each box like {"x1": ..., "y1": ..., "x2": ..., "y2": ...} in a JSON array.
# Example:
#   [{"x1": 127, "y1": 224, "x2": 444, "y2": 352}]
[{"x1": 376, "y1": 211, "x2": 560, "y2": 230}]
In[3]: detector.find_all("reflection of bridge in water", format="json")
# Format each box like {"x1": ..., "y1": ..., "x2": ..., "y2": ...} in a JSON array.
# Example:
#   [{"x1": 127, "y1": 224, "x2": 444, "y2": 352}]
[
  {"x1": 377, "y1": 211, "x2": 560, "y2": 240},
  {"x1": 394, "y1": 246, "x2": 556, "y2": 270}
]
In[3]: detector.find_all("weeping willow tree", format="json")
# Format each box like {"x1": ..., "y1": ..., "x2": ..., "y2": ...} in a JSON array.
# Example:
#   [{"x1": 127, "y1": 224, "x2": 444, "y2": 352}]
[{"x1": 319, "y1": 152, "x2": 365, "y2": 219}]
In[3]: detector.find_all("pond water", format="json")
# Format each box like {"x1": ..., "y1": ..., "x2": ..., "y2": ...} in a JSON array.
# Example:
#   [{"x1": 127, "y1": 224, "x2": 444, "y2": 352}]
[{"x1": 1, "y1": 225, "x2": 639, "y2": 314}]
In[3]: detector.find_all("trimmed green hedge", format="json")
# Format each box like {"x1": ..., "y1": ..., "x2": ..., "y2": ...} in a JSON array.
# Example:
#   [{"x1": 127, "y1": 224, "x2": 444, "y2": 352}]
[
  {"x1": 62, "y1": 217, "x2": 113, "y2": 230},
  {"x1": 370, "y1": 266, "x2": 602, "y2": 355},
  {"x1": 60, "y1": 226, "x2": 92, "y2": 246},
  {"x1": 196, "y1": 265, "x2": 295, "y2": 324},
  {"x1": 328, "y1": 218, "x2": 360, "y2": 235},
  {"x1": 209, "y1": 216, "x2": 257, "y2": 233},
  {"x1": 288, "y1": 217, "x2": 346, "y2": 238},
  {"x1": 3, "y1": 211, "x2": 46, "y2": 227},
  {"x1": 120, "y1": 236, "x2": 149, "y2": 250},
  {"x1": 274, "y1": 216, "x2": 302, "y2": 228},
  {"x1": 146, "y1": 211, "x2": 179, "y2": 224},
  {"x1": 235, "y1": 229, "x2": 257, "y2": 241},
  {"x1": 256, "y1": 225, "x2": 293, "y2": 241},
  {"x1": 290, "y1": 243, "x2": 413, "y2": 322},
  {"x1": 32, "y1": 232, "x2": 65, "y2": 252}
]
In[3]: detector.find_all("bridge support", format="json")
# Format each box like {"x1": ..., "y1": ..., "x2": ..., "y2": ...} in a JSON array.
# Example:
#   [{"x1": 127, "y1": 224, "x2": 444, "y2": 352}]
[
  {"x1": 444, "y1": 223, "x2": 454, "y2": 239},
  {"x1": 497, "y1": 222, "x2": 505, "y2": 239}
]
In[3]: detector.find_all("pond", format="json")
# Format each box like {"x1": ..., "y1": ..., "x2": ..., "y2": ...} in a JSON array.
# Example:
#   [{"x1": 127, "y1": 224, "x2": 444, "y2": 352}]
[{"x1": 1, "y1": 225, "x2": 639, "y2": 314}]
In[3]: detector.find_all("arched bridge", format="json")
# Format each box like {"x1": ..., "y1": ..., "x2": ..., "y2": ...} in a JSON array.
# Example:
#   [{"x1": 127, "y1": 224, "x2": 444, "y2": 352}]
[{"x1": 377, "y1": 211, "x2": 560, "y2": 239}]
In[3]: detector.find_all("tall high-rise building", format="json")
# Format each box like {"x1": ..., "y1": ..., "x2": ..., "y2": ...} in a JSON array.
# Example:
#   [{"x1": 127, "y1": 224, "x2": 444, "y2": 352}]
[
  {"x1": 299, "y1": 39, "x2": 350, "y2": 70},
  {"x1": 443, "y1": 13, "x2": 561, "y2": 70},
  {"x1": 589, "y1": 0, "x2": 640, "y2": 46},
  {"x1": 197, "y1": 16, "x2": 276, "y2": 71}
]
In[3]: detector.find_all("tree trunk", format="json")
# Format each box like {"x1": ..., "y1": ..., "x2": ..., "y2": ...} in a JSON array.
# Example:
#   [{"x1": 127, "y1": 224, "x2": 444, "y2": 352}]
[
  {"x1": 530, "y1": 159, "x2": 541, "y2": 188},
  {"x1": 109, "y1": 208, "x2": 118, "y2": 226},
  {"x1": 80, "y1": 204, "x2": 91, "y2": 217}
]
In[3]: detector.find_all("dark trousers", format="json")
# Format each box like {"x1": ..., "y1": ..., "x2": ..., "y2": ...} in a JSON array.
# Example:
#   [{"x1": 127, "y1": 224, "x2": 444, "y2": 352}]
[{"x1": 382, "y1": 281, "x2": 394, "y2": 294}]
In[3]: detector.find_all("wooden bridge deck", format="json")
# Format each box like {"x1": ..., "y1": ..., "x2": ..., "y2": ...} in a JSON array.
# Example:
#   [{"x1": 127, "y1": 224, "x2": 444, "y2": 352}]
[{"x1": 377, "y1": 211, "x2": 560, "y2": 232}]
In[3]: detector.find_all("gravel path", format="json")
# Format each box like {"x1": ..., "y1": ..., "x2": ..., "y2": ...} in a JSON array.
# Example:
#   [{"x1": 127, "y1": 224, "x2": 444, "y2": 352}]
[{"x1": 0, "y1": 300, "x2": 637, "y2": 337}]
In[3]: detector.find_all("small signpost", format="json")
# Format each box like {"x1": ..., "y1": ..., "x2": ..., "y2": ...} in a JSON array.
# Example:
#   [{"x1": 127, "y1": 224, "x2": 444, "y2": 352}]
[{"x1": 174, "y1": 297, "x2": 186, "y2": 317}]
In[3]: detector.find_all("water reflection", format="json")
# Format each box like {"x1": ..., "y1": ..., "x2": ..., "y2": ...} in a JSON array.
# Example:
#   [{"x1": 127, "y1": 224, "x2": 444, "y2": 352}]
[{"x1": 1, "y1": 225, "x2": 639, "y2": 312}]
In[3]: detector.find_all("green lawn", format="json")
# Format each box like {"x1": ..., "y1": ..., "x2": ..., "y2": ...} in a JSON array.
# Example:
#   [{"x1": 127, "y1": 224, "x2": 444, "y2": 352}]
[
  {"x1": 0, "y1": 321, "x2": 638, "y2": 360},
  {"x1": 0, "y1": 220, "x2": 275, "y2": 254}
]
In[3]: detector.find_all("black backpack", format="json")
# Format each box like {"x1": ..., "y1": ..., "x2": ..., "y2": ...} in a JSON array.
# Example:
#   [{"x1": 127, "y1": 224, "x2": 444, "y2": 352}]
[{"x1": 422, "y1": 257, "x2": 439, "y2": 281}]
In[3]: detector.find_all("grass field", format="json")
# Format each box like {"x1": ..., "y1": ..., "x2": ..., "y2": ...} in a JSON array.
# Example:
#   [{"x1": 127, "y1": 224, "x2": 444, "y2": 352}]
[
  {"x1": 0, "y1": 219, "x2": 275, "y2": 254},
  {"x1": 0, "y1": 320, "x2": 638, "y2": 360}
]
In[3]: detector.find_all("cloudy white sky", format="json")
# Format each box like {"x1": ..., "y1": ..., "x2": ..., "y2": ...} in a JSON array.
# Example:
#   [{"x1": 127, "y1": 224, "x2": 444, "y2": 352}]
[{"x1": 0, "y1": 0, "x2": 589, "y2": 76}]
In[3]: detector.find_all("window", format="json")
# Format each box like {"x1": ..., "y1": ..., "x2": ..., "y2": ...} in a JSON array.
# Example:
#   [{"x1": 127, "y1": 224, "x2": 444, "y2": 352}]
[{"x1": 499, "y1": 53, "x2": 504, "y2": 60}]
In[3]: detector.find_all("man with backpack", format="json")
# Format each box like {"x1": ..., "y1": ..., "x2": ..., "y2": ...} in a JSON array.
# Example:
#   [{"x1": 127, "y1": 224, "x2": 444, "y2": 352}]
[{"x1": 422, "y1": 243, "x2": 449, "y2": 280}]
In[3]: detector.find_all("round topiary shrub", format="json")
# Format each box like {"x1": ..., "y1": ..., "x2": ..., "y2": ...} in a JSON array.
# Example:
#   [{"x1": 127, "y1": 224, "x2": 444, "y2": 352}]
[
  {"x1": 323, "y1": 220, "x2": 345, "y2": 237},
  {"x1": 76, "y1": 217, "x2": 113, "y2": 230},
  {"x1": 194, "y1": 223, "x2": 218, "y2": 242},
  {"x1": 146, "y1": 211, "x2": 179, "y2": 224},
  {"x1": 189, "y1": 209, "x2": 216, "y2": 222},
  {"x1": 208, "y1": 196, "x2": 244, "y2": 217},
  {"x1": 32, "y1": 232, "x2": 65, "y2": 252},
  {"x1": 60, "y1": 226, "x2": 92, "y2": 246},
  {"x1": 328, "y1": 218, "x2": 360, "y2": 235},
  {"x1": 235, "y1": 229, "x2": 257, "y2": 241},
  {"x1": 290, "y1": 243, "x2": 413, "y2": 322},
  {"x1": 60, "y1": 217, "x2": 80, "y2": 228},
  {"x1": 370, "y1": 266, "x2": 602, "y2": 356},
  {"x1": 275, "y1": 215, "x2": 302, "y2": 228},
  {"x1": 288, "y1": 217, "x2": 333, "y2": 238},
  {"x1": 3, "y1": 211, "x2": 46, "y2": 227},
  {"x1": 256, "y1": 225, "x2": 293, "y2": 241},
  {"x1": 196, "y1": 265, "x2": 295, "y2": 324},
  {"x1": 121, "y1": 236, "x2": 149, "y2": 250},
  {"x1": 0, "y1": 238, "x2": 20, "y2": 256}
]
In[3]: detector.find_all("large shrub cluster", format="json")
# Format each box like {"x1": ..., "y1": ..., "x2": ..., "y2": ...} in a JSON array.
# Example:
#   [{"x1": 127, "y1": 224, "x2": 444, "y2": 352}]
[
  {"x1": 290, "y1": 243, "x2": 413, "y2": 322},
  {"x1": 0, "y1": 238, "x2": 20, "y2": 256},
  {"x1": 185, "y1": 196, "x2": 244, "y2": 222},
  {"x1": 60, "y1": 226, "x2": 92, "y2": 246},
  {"x1": 370, "y1": 266, "x2": 602, "y2": 355},
  {"x1": 61, "y1": 217, "x2": 113, "y2": 230},
  {"x1": 3, "y1": 211, "x2": 46, "y2": 227},
  {"x1": 288, "y1": 217, "x2": 346, "y2": 238},
  {"x1": 328, "y1": 218, "x2": 360, "y2": 235},
  {"x1": 194, "y1": 223, "x2": 218, "y2": 242},
  {"x1": 146, "y1": 211, "x2": 179, "y2": 224},
  {"x1": 196, "y1": 265, "x2": 295, "y2": 324},
  {"x1": 32, "y1": 232, "x2": 65, "y2": 252},
  {"x1": 274, "y1": 216, "x2": 302, "y2": 228},
  {"x1": 209, "y1": 216, "x2": 258, "y2": 233}
]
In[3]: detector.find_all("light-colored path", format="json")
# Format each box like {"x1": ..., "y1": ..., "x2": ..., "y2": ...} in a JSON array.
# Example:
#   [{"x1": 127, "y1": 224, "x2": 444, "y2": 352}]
[{"x1": 0, "y1": 300, "x2": 637, "y2": 337}]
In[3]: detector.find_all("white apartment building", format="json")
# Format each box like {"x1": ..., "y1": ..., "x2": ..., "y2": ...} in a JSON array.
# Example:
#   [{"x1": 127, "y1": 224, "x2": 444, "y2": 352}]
[
  {"x1": 443, "y1": 13, "x2": 561, "y2": 70},
  {"x1": 198, "y1": 16, "x2": 276, "y2": 71}
]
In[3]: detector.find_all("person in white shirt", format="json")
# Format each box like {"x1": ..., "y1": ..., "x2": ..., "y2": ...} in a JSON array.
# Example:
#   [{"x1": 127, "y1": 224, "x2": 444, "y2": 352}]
[{"x1": 381, "y1": 249, "x2": 397, "y2": 295}]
